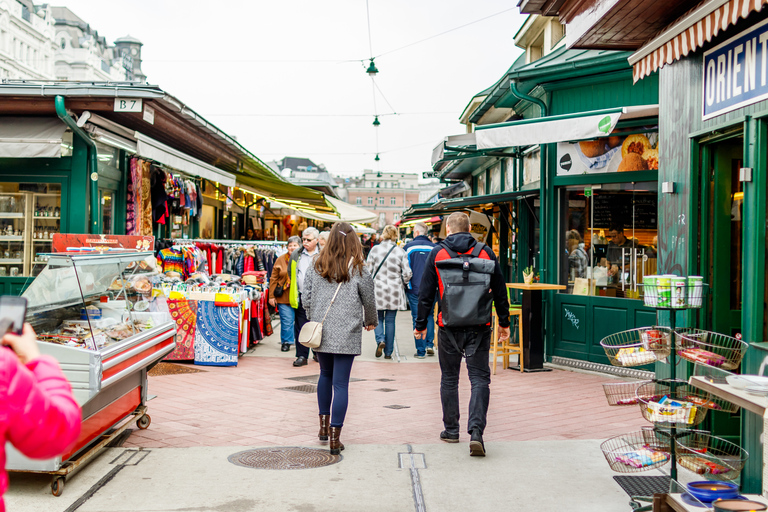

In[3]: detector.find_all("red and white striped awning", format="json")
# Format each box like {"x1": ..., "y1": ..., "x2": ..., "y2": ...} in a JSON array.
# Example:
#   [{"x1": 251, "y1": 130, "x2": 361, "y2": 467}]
[{"x1": 629, "y1": 0, "x2": 768, "y2": 82}]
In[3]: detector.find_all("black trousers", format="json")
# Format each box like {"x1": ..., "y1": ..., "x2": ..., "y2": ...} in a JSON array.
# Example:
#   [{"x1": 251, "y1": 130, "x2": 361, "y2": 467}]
[
  {"x1": 438, "y1": 326, "x2": 491, "y2": 436},
  {"x1": 293, "y1": 302, "x2": 310, "y2": 359}
]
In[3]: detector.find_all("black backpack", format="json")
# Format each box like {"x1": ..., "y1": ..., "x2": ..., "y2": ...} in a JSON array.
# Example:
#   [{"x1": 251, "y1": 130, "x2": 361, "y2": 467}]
[{"x1": 435, "y1": 242, "x2": 495, "y2": 327}]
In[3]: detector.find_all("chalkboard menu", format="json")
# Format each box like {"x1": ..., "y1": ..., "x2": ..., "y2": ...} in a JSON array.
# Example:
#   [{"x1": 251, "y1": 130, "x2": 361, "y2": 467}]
[{"x1": 591, "y1": 193, "x2": 657, "y2": 229}]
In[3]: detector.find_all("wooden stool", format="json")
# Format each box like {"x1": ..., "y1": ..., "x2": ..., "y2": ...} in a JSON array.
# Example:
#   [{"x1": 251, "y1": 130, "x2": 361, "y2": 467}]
[{"x1": 491, "y1": 306, "x2": 524, "y2": 374}]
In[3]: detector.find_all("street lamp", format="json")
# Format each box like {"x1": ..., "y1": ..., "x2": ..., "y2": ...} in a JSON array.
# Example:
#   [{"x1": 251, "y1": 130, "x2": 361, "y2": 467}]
[
  {"x1": 366, "y1": 58, "x2": 378, "y2": 77},
  {"x1": 374, "y1": 154, "x2": 380, "y2": 162},
  {"x1": 373, "y1": 116, "x2": 380, "y2": 127}
]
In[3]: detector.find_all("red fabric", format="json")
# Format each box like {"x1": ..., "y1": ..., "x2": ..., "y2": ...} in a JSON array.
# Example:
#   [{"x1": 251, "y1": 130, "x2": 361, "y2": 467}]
[
  {"x1": 433, "y1": 245, "x2": 492, "y2": 328},
  {"x1": 244, "y1": 256, "x2": 255, "y2": 273},
  {"x1": 0, "y1": 352, "x2": 81, "y2": 509},
  {"x1": 216, "y1": 247, "x2": 224, "y2": 274}
]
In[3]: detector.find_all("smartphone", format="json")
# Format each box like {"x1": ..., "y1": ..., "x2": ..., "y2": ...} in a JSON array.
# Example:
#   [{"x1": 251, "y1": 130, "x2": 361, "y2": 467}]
[{"x1": 0, "y1": 296, "x2": 27, "y2": 335}]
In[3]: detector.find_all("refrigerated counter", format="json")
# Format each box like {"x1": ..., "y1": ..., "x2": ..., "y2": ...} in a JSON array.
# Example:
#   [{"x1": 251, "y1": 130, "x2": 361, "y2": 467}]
[{"x1": 6, "y1": 251, "x2": 176, "y2": 495}]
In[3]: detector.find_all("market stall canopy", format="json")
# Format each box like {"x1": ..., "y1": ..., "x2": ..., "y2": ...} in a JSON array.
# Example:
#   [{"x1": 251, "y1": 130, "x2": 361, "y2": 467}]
[
  {"x1": 351, "y1": 223, "x2": 376, "y2": 234},
  {"x1": 325, "y1": 196, "x2": 378, "y2": 223},
  {"x1": 235, "y1": 172, "x2": 331, "y2": 211},
  {"x1": 0, "y1": 117, "x2": 67, "y2": 158},
  {"x1": 401, "y1": 190, "x2": 538, "y2": 221},
  {"x1": 474, "y1": 105, "x2": 659, "y2": 150},
  {"x1": 134, "y1": 132, "x2": 236, "y2": 187}
]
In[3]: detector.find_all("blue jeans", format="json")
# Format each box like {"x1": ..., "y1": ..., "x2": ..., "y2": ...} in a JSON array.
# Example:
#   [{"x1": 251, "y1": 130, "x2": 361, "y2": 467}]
[
  {"x1": 374, "y1": 309, "x2": 397, "y2": 357},
  {"x1": 277, "y1": 304, "x2": 295, "y2": 346},
  {"x1": 316, "y1": 352, "x2": 356, "y2": 428},
  {"x1": 406, "y1": 291, "x2": 434, "y2": 356}
]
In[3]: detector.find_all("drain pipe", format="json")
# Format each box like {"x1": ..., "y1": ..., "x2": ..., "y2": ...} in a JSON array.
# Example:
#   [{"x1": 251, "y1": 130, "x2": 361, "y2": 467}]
[
  {"x1": 55, "y1": 95, "x2": 99, "y2": 234},
  {"x1": 509, "y1": 81, "x2": 548, "y2": 281}
]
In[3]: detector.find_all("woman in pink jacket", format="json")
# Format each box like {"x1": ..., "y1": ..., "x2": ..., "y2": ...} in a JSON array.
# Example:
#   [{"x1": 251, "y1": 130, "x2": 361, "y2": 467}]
[{"x1": 0, "y1": 324, "x2": 81, "y2": 510}]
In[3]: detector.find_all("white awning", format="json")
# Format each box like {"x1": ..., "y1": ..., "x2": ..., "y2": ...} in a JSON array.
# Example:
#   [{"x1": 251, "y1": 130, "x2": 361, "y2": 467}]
[
  {"x1": 431, "y1": 133, "x2": 477, "y2": 167},
  {"x1": 0, "y1": 117, "x2": 67, "y2": 158},
  {"x1": 325, "y1": 196, "x2": 378, "y2": 223},
  {"x1": 475, "y1": 105, "x2": 659, "y2": 150},
  {"x1": 134, "y1": 132, "x2": 236, "y2": 187}
]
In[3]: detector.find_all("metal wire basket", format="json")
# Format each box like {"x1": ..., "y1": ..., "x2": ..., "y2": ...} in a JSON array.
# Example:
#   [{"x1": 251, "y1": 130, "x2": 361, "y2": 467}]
[
  {"x1": 675, "y1": 431, "x2": 748, "y2": 481},
  {"x1": 600, "y1": 327, "x2": 673, "y2": 367},
  {"x1": 640, "y1": 278, "x2": 708, "y2": 309},
  {"x1": 636, "y1": 380, "x2": 710, "y2": 427},
  {"x1": 602, "y1": 380, "x2": 654, "y2": 406},
  {"x1": 600, "y1": 428, "x2": 671, "y2": 473},
  {"x1": 675, "y1": 329, "x2": 748, "y2": 371}
]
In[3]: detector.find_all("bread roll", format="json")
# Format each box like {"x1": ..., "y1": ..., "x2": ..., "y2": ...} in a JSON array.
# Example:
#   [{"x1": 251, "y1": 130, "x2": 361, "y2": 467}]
[
  {"x1": 618, "y1": 152, "x2": 648, "y2": 172},
  {"x1": 579, "y1": 139, "x2": 606, "y2": 158}
]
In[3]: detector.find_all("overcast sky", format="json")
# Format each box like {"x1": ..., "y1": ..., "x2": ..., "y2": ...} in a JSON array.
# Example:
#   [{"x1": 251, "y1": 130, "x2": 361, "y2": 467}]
[{"x1": 57, "y1": 0, "x2": 527, "y2": 177}]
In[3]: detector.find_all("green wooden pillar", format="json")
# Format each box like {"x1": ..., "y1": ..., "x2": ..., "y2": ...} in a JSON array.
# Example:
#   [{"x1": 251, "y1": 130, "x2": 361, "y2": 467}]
[
  {"x1": 740, "y1": 116, "x2": 767, "y2": 494},
  {"x1": 69, "y1": 136, "x2": 89, "y2": 234}
]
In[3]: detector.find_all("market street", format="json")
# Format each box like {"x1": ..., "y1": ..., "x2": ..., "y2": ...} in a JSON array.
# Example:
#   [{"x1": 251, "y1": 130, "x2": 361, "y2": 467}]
[{"x1": 7, "y1": 312, "x2": 649, "y2": 512}]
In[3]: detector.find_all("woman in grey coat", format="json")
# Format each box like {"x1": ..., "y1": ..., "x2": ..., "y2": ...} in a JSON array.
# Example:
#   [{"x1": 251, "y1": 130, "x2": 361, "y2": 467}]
[
  {"x1": 303, "y1": 222, "x2": 377, "y2": 455},
  {"x1": 366, "y1": 225, "x2": 412, "y2": 359}
]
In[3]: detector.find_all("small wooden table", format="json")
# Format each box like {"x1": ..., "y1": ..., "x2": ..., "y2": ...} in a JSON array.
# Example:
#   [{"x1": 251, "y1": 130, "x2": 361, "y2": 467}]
[{"x1": 507, "y1": 283, "x2": 567, "y2": 372}]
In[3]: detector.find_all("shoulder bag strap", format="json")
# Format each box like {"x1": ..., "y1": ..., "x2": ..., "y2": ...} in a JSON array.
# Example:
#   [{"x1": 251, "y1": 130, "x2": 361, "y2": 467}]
[
  {"x1": 319, "y1": 281, "x2": 344, "y2": 323},
  {"x1": 372, "y1": 244, "x2": 397, "y2": 279},
  {"x1": 439, "y1": 242, "x2": 459, "y2": 259}
]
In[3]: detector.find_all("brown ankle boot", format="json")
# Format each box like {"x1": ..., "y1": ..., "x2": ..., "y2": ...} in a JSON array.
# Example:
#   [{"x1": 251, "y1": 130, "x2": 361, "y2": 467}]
[
  {"x1": 330, "y1": 426, "x2": 345, "y2": 455},
  {"x1": 318, "y1": 414, "x2": 329, "y2": 441}
]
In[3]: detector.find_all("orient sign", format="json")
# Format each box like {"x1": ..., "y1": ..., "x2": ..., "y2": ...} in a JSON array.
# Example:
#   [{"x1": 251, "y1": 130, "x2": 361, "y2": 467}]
[{"x1": 703, "y1": 17, "x2": 768, "y2": 121}]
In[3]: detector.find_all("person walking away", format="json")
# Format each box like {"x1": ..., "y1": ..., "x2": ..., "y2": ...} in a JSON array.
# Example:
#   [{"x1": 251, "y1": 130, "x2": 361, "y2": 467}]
[
  {"x1": 302, "y1": 222, "x2": 377, "y2": 454},
  {"x1": 415, "y1": 212, "x2": 510, "y2": 456},
  {"x1": 1, "y1": 323, "x2": 81, "y2": 509},
  {"x1": 366, "y1": 225, "x2": 412, "y2": 359},
  {"x1": 269, "y1": 236, "x2": 301, "y2": 352},
  {"x1": 403, "y1": 223, "x2": 436, "y2": 358},
  {"x1": 289, "y1": 227, "x2": 320, "y2": 366}
]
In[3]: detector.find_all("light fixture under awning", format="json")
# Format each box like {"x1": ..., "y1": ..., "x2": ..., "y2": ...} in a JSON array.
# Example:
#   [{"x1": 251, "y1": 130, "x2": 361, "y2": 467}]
[
  {"x1": 0, "y1": 117, "x2": 67, "y2": 158},
  {"x1": 134, "y1": 132, "x2": 236, "y2": 187},
  {"x1": 474, "y1": 105, "x2": 659, "y2": 150},
  {"x1": 431, "y1": 133, "x2": 478, "y2": 167}
]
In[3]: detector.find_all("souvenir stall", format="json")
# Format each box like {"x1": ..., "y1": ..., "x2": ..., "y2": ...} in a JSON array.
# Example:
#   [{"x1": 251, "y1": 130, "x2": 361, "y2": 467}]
[
  {"x1": 6, "y1": 246, "x2": 176, "y2": 496},
  {"x1": 150, "y1": 239, "x2": 286, "y2": 362}
]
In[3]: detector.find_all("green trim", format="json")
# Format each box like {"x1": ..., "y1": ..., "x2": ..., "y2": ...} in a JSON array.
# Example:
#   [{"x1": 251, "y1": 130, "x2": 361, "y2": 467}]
[
  {"x1": 688, "y1": 116, "x2": 749, "y2": 139},
  {"x1": 440, "y1": 190, "x2": 539, "y2": 209},
  {"x1": 552, "y1": 170, "x2": 658, "y2": 187},
  {"x1": 542, "y1": 69, "x2": 634, "y2": 92}
]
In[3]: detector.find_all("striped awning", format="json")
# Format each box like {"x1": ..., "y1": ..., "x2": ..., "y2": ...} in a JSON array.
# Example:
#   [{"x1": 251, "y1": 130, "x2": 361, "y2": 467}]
[{"x1": 630, "y1": 0, "x2": 768, "y2": 82}]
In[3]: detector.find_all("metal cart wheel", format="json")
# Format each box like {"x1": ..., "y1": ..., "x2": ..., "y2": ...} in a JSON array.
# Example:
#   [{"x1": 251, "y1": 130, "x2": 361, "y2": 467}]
[
  {"x1": 136, "y1": 414, "x2": 151, "y2": 430},
  {"x1": 51, "y1": 477, "x2": 64, "y2": 497}
]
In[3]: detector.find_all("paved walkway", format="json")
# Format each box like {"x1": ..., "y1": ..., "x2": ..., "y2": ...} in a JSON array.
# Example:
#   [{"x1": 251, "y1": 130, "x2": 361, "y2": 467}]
[{"x1": 125, "y1": 310, "x2": 644, "y2": 449}]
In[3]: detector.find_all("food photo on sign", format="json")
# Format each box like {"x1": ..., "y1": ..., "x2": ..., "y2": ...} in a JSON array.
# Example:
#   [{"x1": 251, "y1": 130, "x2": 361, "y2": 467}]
[{"x1": 557, "y1": 131, "x2": 659, "y2": 176}]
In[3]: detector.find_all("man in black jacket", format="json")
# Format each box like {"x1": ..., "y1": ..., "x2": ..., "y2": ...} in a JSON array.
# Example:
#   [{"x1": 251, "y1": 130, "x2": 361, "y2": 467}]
[{"x1": 414, "y1": 212, "x2": 510, "y2": 457}]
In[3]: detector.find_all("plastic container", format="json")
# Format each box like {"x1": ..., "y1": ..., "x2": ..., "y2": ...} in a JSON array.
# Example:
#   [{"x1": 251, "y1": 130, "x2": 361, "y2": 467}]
[
  {"x1": 685, "y1": 481, "x2": 740, "y2": 504},
  {"x1": 79, "y1": 307, "x2": 102, "y2": 320}
]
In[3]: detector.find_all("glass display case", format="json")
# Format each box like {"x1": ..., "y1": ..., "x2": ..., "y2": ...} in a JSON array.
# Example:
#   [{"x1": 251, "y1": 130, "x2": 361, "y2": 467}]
[{"x1": 6, "y1": 251, "x2": 176, "y2": 488}]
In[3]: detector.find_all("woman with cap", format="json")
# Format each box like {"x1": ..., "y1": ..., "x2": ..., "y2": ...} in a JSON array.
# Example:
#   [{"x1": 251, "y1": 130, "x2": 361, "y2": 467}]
[
  {"x1": 269, "y1": 236, "x2": 302, "y2": 352},
  {"x1": 302, "y1": 222, "x2": 377, "y2": 454}
]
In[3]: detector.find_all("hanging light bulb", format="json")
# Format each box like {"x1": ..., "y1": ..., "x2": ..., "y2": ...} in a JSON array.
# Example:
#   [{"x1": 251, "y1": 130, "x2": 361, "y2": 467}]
[
  {"x1": 373, "y1": 116, "x2": 380, "y2": 127},
  {"x1": 374, "y1": 154, "x2": 380, "y2": 162},
  {"x1": 366, "y1": 58, "x2": 378, "y2": 77}
]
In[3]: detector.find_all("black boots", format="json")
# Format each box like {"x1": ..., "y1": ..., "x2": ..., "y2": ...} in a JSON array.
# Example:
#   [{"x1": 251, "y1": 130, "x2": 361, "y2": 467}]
[
  {"x1": 330, "y1": 426, "x2": 345, "y2": 455},
  {"x1": 469, "y1": 430, "x2": 486, "y2": 457},
  {"x1": 318, "y1": 414, "x2": 329, "y2": 441}
]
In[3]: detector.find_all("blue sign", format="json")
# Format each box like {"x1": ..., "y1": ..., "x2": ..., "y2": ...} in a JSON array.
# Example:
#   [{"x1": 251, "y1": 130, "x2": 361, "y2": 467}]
[{"x1": 703, "y1": 17, "x2": 768, "y2": 121}]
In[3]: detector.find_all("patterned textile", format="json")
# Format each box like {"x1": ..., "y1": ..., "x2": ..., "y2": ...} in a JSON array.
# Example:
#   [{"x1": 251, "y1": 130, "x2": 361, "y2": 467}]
[
  {"x1": 126, "y1": 158, "x2": 138, "y2": 235},
  {"x1": 140, "y1": 160, "x2": 153, "y2": 236},
  {"x1": 194, "y1": 301, "x2": 239, "y2": 366},
  {"x1": 157, "y1": 248, "x2": 184, "y2": 276},
  {"x1": 365, "y1": 240, "x2": 413, "y2": 310},
  {"x1": 165, "y1": 299, "x2": 197, "y2": 360}
]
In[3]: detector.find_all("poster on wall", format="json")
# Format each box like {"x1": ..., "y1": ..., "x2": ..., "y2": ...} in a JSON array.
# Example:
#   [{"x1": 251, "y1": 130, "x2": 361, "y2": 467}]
[
  {"x1": 556, "y1": 131, "x2": 659, "y2": 176},
  {"x1": 439, "y1": 211, "x2": 491, "y2": 243},
  {"x1": 52, "y1": 234, "x2": 154, "y2": 253}
]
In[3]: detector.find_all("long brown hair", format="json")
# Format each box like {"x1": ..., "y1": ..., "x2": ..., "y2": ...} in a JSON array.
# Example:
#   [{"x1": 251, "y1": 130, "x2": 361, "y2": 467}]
[{"x1": 314, "y1": 222, "x2": 365, "y2": 282}]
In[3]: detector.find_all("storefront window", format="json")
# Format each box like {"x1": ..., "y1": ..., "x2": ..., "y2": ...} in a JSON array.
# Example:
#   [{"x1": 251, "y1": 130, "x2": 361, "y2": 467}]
[
  {"x1": 489, "y1": 163, "x2": 501, "y2": 195},
  {"x1": 559, "y1": 182, "x2": 658, "y2": 298},
  {"x1": 476, "y1": 171, "x2": 487, "y2": 195},
  {"x1": 101, "y1": 190, "x2": 113, "y2": 235},
  {"x1": 0, "y1": 182, "x2": 61, "y2": 278}
]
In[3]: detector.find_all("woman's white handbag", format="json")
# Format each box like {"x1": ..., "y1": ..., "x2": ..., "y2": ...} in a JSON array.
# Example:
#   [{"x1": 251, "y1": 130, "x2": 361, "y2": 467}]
[{"x1": 298, "y1": 281, "x2": 343, "y2": 349}]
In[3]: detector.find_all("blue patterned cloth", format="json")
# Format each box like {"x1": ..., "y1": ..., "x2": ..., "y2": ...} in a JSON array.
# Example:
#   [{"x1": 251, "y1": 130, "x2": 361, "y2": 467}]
[{"x1": 194, "y1": 300, "x2": 240, "y2": 366}]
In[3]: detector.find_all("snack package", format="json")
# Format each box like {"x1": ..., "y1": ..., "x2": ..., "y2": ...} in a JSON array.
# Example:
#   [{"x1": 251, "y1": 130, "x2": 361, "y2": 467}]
[
  {"x1": 615, "y1": 346, "x2": 656, "y2": 366},
  {"x1": 615, "y1": 446, "x2": 669, "y2": 468},
  {"x1": 678, "y1": 347, "x2": 728, "y2": 367}
]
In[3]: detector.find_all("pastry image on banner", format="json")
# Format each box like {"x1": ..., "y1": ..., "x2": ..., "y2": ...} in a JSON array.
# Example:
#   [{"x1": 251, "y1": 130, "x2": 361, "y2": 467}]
[{"x1": 557, "y1": 131, "x2": 659, "y2": 176}]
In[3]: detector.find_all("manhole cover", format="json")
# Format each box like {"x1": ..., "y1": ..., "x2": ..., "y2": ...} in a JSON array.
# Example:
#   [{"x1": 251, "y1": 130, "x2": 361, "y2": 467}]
[
  {"x1": 384, "y1": 405, "x2": 410, "y2": 409},
  {"x1": 278, "y1": 384, "x2": 317, "y2": 394},
  {"x1": 228, "y1": 447, "x2": 341, "y2": 469},
  {"x1": 286, "y1": 375, "x2": 366, "y2": 384},
  {"x1": 148, "y1": 362, "x2": 206, "y2": 376},
  {"x1": 375, "y1": 388, "x2": 397, "y2": 392}
]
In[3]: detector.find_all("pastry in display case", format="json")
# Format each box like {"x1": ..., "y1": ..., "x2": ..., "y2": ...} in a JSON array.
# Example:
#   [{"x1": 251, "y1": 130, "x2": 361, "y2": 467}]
[{"x1": 6, "y1": 250, "x2": 176, "y2": 490}]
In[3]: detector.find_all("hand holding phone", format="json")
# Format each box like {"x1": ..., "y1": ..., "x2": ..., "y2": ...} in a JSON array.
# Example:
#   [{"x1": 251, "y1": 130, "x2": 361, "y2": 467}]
[
  {"x1": 0, "y1": 295, "x2": 27, "y2": 335},
  {"x1": 2, "y1": 323, "x2": 40, "y2": 365}
]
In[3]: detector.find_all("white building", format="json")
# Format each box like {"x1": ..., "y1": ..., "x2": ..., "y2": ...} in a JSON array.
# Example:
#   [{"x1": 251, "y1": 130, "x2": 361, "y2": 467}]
[{"x1": 0, "y1": 1, "x2": 56, "y2": 80}]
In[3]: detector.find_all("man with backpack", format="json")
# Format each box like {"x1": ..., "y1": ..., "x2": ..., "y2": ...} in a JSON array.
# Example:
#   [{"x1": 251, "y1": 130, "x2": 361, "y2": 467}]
[
  {"x1": 403, "y1": 222, "x2": 436, "y2": 358},
  {"x1": 414, "y1": 212, "x2": 510, "y2": 457}
]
